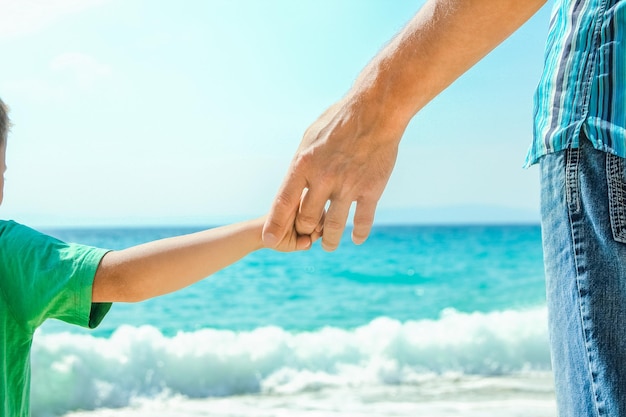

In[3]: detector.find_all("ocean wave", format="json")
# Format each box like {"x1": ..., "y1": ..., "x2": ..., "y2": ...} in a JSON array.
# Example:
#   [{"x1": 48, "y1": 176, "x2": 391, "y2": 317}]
[{"x1": 31, "y1": 308, "x2": 550, "y2": 416}]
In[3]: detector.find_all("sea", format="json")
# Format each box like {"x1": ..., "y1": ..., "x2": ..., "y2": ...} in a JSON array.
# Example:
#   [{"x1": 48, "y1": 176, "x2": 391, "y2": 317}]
[{"x1": 31, "y1": 224, "x2": 556, "y2": 417}]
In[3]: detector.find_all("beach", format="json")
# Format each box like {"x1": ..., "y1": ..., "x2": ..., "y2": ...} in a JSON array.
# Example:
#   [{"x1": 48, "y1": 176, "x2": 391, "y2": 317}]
[{"x1": 63, "y1": 378, "x2": 556, "y2": 417}]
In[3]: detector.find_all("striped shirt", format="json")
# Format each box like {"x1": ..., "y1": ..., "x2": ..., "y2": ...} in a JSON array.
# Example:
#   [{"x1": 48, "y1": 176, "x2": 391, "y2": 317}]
[{"x1": 525, "y1": 0, "x2": 626, "y2": 167}]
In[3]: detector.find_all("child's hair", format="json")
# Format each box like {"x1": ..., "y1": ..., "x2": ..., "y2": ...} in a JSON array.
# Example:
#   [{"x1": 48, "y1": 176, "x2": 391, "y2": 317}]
[{"x1": 0, "y1": 98, "x2": 9, "y2": 145}]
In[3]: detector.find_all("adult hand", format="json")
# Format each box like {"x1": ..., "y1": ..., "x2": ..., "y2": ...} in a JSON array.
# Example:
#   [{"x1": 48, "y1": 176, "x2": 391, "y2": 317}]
[
  {"x1": 263, "y1": 96, "x2": 406, "y2": 252},
  {"x1": 262, "y1": 0, "x2": 545, "y2": 252}
]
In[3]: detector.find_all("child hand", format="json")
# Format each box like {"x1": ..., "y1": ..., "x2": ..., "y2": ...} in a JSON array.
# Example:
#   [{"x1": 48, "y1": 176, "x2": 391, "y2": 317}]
[
  {"x1": 274, "y1": 215, "x2": 324, "y2": 252},
  {"x1": 260, "y1": 212, "x2": 324, "y2": 252}
]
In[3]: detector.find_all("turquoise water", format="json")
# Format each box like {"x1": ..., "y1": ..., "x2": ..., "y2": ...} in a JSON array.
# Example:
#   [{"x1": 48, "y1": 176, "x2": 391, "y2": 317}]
[
  {"x1": 31, "y1": 224, "x2": 554, "y2": 417},
  {"x1": 41, "y1": 224, "x2": 546, "y2": 335}
]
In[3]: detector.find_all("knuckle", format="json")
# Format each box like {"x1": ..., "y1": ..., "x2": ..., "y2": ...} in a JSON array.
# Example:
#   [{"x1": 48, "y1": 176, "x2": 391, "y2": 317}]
[
  {"x1": 324, "y1": 217, "x2": 345, "y2": 232},
  {"x1": 294, "y1": 150, "x2": 315, "y2": 169},
  {"x1": 274, "y1": 191, "x2": 295, "y2": 208},
  {"x1": 315, "y1": 171, "x2": 336, "y2": 190},
  {"x1": 353, "y1": 212, "x2": 374, "y2": 226},
  {"x1": 357, "y1": 188, "x2": 382, "y2": 201},
  {"x1": 297, "y1": 212, "x2": 319, "y2": 228}
]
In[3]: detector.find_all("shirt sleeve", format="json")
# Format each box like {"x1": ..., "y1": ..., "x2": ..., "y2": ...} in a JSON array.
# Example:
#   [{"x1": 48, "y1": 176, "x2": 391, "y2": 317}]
[{"x1": 0, "y1": 221, "x2": 112, "y2": 332}]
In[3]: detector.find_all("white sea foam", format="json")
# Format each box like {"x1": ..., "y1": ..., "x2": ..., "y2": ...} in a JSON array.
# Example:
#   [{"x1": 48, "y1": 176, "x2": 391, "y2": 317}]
[
  {"x1": 62, "y1": 382, "x2": 557, "y2": 417},
  {"x1": 31, "y1": 308, "x2": 552, "y2": 417}
]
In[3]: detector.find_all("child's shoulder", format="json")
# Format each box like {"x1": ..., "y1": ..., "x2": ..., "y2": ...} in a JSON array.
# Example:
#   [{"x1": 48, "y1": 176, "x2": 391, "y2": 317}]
[
  {"x1": 0, "y1": 221, "x2": 49, "y2": 244},
  {"x1": 0, "y1": 219, "x2": 18, "y2": 233},
  {"x1": 0, "y1": 220, "x2": 28, "y2": 233}
]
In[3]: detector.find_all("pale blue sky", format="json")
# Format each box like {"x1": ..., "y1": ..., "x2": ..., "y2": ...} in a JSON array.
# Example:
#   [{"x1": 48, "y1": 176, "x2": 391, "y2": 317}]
[{"x1": 0, "y1": 0, "x2": 552, "y2": 227}]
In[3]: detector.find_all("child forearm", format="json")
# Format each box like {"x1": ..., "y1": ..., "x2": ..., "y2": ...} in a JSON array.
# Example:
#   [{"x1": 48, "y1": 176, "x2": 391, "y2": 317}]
[{"x1": 92, "y1": 218, "x2": 265, "y2": 303}]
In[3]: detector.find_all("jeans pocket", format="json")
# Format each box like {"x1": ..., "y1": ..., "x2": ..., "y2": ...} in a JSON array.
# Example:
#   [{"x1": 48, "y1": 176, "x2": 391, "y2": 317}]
[{"x1": 606, "y1": 153, "x2": 626, "y2": 243}]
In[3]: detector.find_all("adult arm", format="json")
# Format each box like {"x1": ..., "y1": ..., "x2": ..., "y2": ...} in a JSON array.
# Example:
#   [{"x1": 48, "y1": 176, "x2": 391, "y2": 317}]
[
  {"x1": 263, "y1": 0, "x2": 547, "y2": 251},
  {"x1": 92, "y1": 217, "x2": 319, "y2": 303}
]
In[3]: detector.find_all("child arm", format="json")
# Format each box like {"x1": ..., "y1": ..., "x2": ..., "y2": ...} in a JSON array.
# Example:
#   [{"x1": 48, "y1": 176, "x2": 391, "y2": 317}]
[{"x1": 92, "y1": 216, "x2": 319, "y2": 303}]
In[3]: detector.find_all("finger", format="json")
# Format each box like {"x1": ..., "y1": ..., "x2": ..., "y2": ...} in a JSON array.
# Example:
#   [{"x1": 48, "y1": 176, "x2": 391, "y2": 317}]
[
  {"x1": 296, "y1": 185, "x2": 330, "y2": 236},
  {"x1": 315, "y1": 210, "x2": 326, "y2": 234},
  {"x1": 309, "y1": 211, "x2": 326, "y2": 243},
  {"x1": 263, "y1": 174, "x2": 308, "y2": 248},
  {"x1": 352, "y1": 199, "x2": 377, "y2": 245},
  {"x1": 295, "y1": 234, "x2": 312, "y2": 251},
  {"x1": 321, "y1": 199, "x2": 351, "y2": 252}
]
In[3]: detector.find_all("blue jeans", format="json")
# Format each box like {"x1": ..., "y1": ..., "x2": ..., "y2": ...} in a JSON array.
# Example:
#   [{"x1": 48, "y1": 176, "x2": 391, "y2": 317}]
[{"x1": 540, "y1": 135, "x2": 626, "y2": 416}]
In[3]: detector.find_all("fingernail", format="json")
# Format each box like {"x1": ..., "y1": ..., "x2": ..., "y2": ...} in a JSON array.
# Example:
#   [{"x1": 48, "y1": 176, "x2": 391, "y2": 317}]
[{"x1": 263, "y1": 232, "x2": 279, "y2": 247}]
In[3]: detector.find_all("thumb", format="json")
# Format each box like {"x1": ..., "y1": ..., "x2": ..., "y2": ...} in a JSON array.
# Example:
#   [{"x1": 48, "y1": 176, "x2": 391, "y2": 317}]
[{"x1": 263, "y1": 176, "x2": 307, "y2": 248}]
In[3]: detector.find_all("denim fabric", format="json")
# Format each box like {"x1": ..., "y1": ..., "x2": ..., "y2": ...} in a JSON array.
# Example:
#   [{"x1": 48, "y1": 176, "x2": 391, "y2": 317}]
[{"x1": 540, "y1": 135, "x2": 626, "y2": 416}]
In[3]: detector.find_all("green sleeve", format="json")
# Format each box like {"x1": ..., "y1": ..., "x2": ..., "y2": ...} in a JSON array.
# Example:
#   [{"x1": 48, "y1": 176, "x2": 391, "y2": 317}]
[{"x1": 0, "y1": 221, "x2": 112, "y2": 332}]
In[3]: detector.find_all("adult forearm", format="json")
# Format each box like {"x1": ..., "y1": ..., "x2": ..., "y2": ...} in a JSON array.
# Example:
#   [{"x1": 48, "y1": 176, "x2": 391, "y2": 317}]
[
  {"x1": 350, "y1": 0, "x2": 547, "y2": 132},
  {"x1": 93, "y1": 219, "x2": 264, "y2": 303}
]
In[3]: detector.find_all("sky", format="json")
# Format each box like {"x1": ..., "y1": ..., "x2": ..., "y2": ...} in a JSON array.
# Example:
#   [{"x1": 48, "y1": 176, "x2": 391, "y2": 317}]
[{"x1": 0, "y1": 0, "x2": 553, "y2": 227}]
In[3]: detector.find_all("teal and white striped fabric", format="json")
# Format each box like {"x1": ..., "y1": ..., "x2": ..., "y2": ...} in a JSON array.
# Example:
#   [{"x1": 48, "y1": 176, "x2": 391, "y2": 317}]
[{"x1": 525, "y1": 0, "x2": 626, "y2": 167}]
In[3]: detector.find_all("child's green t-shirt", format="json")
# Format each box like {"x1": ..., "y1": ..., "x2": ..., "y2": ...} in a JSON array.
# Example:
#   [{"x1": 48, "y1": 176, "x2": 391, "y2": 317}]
[{"x1": 0, "y1": 220, "x2": 111, "y2": 416}]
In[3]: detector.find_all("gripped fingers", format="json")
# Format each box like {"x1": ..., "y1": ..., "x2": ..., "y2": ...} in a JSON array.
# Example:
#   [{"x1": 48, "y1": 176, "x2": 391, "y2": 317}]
[{"x1": 296, "y1": 185, "x2": 329, "y2": 236}]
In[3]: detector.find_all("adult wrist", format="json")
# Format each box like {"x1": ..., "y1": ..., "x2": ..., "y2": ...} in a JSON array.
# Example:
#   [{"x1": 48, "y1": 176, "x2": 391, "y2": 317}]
[
  {"x1": 343, "y1": 79, "x2": 413, "y2": 146},
  {"x1": 347, "y1": 59, "x2": 422, "y2": 142}
]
